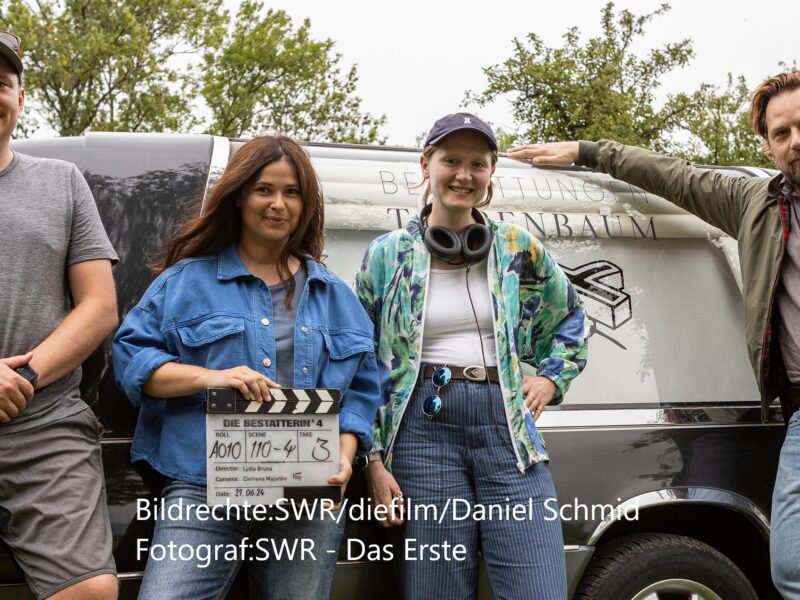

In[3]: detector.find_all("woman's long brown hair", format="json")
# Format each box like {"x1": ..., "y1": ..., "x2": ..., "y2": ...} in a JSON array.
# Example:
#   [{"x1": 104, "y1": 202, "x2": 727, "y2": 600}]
[{"x1": 149, "y1": 135, "x2": 324, "y2": 309}]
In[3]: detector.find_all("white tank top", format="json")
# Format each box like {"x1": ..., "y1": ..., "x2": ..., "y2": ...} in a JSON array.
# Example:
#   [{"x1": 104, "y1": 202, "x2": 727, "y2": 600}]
[{"x1": 421, "y1": 259, "x2": 497, "y2": 367}]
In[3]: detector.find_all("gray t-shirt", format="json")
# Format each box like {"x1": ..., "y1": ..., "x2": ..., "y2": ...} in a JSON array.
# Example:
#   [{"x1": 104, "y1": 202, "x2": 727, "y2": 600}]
[
  {"x1": 268, "y1": 265, "x2": 307, "y2": 387},
  {"x1": 0, "y1": 152, "x2": 118, "y2": 433}
]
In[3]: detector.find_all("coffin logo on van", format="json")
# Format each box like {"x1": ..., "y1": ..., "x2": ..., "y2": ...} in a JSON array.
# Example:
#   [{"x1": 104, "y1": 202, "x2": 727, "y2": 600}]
[{"x1": 561, "y1": 260, "x2": 630, "y2": 349}]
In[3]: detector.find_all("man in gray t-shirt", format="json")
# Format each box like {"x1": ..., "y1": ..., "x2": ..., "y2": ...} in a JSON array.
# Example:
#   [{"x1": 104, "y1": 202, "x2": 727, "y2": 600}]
[{"x1": 0, "y1": 32, "x2": 119, "y2": 599}]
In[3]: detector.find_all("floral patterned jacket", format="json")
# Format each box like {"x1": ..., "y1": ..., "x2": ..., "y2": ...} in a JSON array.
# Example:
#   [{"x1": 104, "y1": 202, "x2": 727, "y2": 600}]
[{"x1": 354, "y1": 214, "x2": 588, "y2": 472}]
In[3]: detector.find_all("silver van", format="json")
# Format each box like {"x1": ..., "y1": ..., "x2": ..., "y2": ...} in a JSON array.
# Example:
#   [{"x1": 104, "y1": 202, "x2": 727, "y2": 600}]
[{"x1": 2, "y1": 133, "x2": 783, "y2": 600}]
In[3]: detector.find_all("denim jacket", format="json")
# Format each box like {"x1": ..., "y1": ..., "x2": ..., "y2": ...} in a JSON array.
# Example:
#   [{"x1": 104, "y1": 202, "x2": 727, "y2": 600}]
[
  {"x1": 355, "y1": 216, "x2": 588, "y2": 472},
  {"x1": 112, "y1": 245, "x2": 381, "y2": 485}
]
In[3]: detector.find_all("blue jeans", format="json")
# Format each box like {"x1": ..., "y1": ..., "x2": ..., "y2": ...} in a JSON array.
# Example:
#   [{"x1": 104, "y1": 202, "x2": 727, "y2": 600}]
[
  {"x1": 391, "y1": 378, "x2": 567, "y2": 600},
  {"x1": 137, "y1": 480, "x2": 346, "y2": 600},
  {"x1": 772, "y1": 409, "x2": 800, "y2": 599}
]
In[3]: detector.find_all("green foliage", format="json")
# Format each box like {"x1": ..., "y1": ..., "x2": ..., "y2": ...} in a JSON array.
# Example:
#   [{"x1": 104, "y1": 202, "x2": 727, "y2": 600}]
[
  {"x1": 665, "y1": 74, "x2": 772, "y2": 167},
  {"x1": 468, "y1": 3, "x2": 694, "y2": 150},
  {"x1": 469, "y1": 2, "x2": 782, "y2": 166},
  {"x1": 491, "y1": 126, "x2": 519, "y2": 153},
  {"x1": 1, "y1": 0, "x2": 224, "y2": 135},
  {"x1": 200, "y1": 0, "x2": 385, "y2": 142},
  {"x1": 0, "y1": 0, "x2": 384, "y2": 142}
]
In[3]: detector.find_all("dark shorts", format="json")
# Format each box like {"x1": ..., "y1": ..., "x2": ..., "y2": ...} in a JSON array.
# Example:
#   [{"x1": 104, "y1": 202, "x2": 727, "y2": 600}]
[{"x1": 0, "y1": 407, "x2": 116, "y2": 599}]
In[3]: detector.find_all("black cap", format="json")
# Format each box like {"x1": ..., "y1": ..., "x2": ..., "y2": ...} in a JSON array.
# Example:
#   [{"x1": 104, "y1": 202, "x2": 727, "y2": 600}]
[
  {"x1": 424, "y1": 112, "x2": 497, "y2": 151},
  {"x1": 0, "y1": 31, "x2": 22, "y2": 75}
]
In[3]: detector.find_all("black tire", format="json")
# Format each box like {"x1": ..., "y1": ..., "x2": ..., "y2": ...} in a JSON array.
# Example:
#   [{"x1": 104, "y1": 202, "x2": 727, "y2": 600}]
[{"x1": 573, "y1": 533, "x2": 758, "y2": 600}]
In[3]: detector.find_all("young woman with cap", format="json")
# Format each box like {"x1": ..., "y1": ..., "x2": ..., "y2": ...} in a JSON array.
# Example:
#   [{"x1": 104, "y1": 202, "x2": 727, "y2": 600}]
[
  {"x1": 112, "y1": 135, "x2": 381, "y2": 599},
  {"x1": 355, "y1": 113, "x2": 588, "y2": 599}
]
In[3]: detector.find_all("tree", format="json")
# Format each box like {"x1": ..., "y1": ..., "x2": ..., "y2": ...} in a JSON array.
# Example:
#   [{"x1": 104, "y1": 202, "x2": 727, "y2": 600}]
[
  {"x1": 468, "y1": 2, "x2": 787, "y2": 166},
  {"x1": 1, "y1": 0, "x2": 384, "y2": 143},
  {"x1": 0, "y1": 0, "x2": 225, "y2": 135},
  {"x1": 665, "y1": 74, "x2": 772, "y2": 167},
  {"x1": 200, "y1": 0, "x2": 384, "y2": 142},
  {"x1": 468, "y1": 3, "x2": 695, "y2": 151}
]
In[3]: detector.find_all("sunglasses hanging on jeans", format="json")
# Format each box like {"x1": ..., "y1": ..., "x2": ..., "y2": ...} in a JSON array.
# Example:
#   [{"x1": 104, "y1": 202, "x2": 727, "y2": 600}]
[{"x1": 423, "y1": 366, "x2": 452, "y2": 419}]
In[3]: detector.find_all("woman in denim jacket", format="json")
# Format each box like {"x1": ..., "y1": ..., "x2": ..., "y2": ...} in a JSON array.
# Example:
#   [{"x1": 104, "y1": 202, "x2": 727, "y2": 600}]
[
  {"x1": 113, "y1": 135, "x2": 380, "y2": 600},
  {"x1": 355, "y1": 114, "x2": 588, "y2": 600}
]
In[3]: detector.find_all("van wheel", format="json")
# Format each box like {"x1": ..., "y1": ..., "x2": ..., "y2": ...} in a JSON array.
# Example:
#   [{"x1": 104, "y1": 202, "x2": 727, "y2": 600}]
[{"x1": 573, "y1": 533, "x2": 757, "y2": 600}]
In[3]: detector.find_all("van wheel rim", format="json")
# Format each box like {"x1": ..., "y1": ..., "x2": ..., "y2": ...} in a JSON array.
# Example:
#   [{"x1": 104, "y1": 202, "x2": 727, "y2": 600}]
[{"x1": 631, "y1": 578, "x2": 723, "y2": 600}]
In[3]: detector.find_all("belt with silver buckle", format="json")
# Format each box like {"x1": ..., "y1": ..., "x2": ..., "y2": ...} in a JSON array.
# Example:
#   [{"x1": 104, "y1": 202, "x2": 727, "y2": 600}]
[{"x1": 422, "y1": 364, "x2": 498, "y2": 383}]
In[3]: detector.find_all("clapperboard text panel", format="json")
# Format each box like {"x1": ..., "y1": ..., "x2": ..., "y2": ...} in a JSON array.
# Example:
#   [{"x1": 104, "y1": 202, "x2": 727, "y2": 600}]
[{"x1": 205, "y1": 388, "x2": 341, "y2": 506}]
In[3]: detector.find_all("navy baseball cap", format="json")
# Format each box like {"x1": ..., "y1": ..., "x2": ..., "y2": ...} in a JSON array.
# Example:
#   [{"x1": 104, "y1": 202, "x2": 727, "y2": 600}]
[
  {"x1": 424, "y1": 112, "x2": 498, "y2": 151},
  {"x1": 0, "y1": 31, "x2": 22, "y2": 75}
]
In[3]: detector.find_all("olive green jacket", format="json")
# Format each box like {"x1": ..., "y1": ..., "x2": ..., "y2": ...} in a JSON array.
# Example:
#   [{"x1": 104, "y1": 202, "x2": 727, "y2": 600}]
[{"x1": 579, "y1": 140, "x2": 786, "y2": 415}]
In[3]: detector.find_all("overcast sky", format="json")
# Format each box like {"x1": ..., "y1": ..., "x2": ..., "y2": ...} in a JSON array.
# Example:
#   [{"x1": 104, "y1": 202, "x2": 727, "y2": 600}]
[{"x1": 222, "y1": 0, "x2": 798, "y2": 146}]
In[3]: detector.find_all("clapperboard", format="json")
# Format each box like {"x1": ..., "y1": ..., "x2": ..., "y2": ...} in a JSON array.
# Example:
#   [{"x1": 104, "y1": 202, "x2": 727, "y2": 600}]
[{"x1": 205, "y1": 388, "x2": 340, "y2": 506}]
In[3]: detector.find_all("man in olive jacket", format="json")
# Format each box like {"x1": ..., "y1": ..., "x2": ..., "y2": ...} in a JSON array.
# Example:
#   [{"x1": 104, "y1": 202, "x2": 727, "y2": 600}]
[{"x1": 508, "y1": 70, "x2": 800, "y2": 598}]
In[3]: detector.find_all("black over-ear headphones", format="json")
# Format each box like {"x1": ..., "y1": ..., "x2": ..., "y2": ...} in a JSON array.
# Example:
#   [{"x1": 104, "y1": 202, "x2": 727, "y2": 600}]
[{"x1": 419, "y1": 203, "x2": 493, "y2": 264}]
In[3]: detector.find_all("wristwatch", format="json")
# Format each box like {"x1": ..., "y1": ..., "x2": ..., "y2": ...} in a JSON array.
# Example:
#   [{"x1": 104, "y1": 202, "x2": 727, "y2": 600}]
[
  {"x1": 357, "y1": 451, "x2": 384, "y2": 470},
  {"x1": 15, "y1": 364, "x2": 38, "y2": 390}
]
